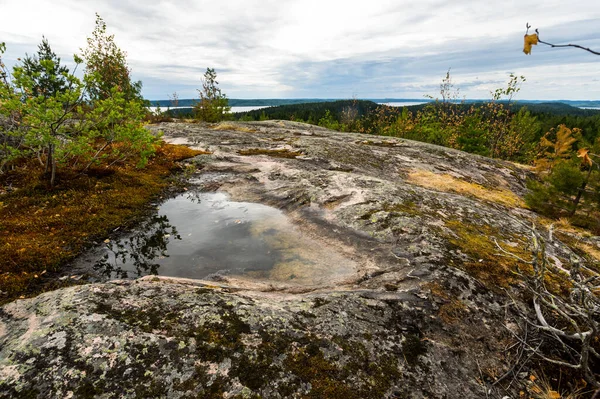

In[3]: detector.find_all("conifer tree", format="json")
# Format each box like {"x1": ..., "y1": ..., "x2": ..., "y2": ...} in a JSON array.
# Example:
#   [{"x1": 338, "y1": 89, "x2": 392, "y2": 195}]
[{"x1": 20, "y1": 37, "x2": 69, "y2": 99}]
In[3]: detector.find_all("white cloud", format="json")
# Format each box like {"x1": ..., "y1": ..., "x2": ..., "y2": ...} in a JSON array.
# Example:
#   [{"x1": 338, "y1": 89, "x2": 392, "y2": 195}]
[{"x1": 1, "y1": 0, "x2": 599, "y2": 99}]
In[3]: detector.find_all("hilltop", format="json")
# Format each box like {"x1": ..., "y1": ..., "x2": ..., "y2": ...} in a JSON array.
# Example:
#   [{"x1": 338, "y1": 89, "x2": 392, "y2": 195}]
[{"x1": 1, "y1": 121, "x2": 598, "y2": 398}]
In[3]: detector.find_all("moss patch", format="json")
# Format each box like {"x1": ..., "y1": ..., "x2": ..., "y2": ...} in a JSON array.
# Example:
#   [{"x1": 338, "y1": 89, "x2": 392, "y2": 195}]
[
  {"x1": 425, "y1": 282, "x2": 468, "y2": 324},
  {"x1": 211, "y1": 123, "x2": 257, "y2": 133},
  {"x1": 443, "y1": 219, "x2": 571, "y2": 296},
  {"x1": 238, "y1": 148, "x2": 303, "y2": 159},
  {"x1": 444, "y1": 219, "x2": 535, "y2": 291},
  {"x1": 0, "y1": 142, "x2": 206, "y2": 304}
]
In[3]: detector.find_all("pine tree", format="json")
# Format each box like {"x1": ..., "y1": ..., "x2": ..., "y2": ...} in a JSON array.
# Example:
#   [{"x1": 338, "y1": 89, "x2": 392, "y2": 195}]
[
  {"x1": 81, "y1": 14, "x2": 143, "y2": 102},
  {"x1": 194, "y1": 68, "x2": 230, "y2": 123},
  {"x1": 21, "y1": 37, "x2": 69, "y2": 99}
]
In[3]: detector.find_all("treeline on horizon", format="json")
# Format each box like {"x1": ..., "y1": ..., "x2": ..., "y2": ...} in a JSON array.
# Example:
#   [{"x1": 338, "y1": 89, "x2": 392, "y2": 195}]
[{"x1": 150, "y1": 98, "x2": 600, "y2": 109}]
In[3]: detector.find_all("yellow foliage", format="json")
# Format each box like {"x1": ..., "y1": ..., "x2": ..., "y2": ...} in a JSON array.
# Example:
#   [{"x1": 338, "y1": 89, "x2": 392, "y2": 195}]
[
  {"x1": 536, "y1": 125, "x2": 580, "y2": 173},
  {"x1": 523, "y1": 34, "x2": 539, "y2": 55},
  {"x1": 577, "y1": 148, "x2": 593, "y2": 167}
]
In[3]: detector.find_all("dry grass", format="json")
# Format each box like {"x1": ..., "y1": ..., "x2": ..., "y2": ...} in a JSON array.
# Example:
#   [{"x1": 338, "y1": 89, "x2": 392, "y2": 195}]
[
  {"x1": 407, "y1": 169, "x2": 526, "y2": 208},
  {"x1": 576, "y1": 243, "x2": 600, "y2": 262},
  {"x1": 527, "y1": 372, "x2": 589, "y2": 399},
  {"x1": 551, "y1": 217, "x2": 594, "y2": 237},
  {"x1": 211, "y1": 122, "x2": 257, "y2": 133},
  {"x1": 0, "y1": 142, "x2": 205, "y2": 304}
]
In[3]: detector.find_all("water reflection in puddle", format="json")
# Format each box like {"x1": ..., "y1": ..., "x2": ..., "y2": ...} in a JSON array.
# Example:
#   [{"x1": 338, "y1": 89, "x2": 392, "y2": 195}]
[{"x1": 92, "y1": 192, "x2": 355, "y2": 285}]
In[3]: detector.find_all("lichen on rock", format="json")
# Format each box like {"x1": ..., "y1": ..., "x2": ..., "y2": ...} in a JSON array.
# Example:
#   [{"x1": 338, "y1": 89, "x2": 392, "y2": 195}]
[{"x1": 1, "y1": 121, "x2": 592, "y2": 398}]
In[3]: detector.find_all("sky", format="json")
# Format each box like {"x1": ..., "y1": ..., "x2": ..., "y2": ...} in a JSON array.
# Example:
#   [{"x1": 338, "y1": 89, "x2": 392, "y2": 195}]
[{"x1": 1, "y1": 0, "x2": 599, "y2": 101}]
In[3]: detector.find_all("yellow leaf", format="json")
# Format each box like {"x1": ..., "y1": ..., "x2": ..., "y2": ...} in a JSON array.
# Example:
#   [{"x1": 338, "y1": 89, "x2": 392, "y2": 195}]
[
  {"x1": 577, "y1": 148, "x2": 593, "y2": 167},
  {"x1": 523, "y1": 34, "x2": 539, "y2": 55},
  {"x1": 548, "y1": 391, "x2": 561, "y2": 399}
]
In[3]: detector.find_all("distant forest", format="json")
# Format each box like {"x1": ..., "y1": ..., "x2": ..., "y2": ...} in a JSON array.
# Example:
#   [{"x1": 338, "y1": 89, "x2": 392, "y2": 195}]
[
  {"x1": 233, "y1": 100, "x2": 600, "y2": 149},
  {"x1": 150, "y1": 98, "x2": 600, "y2": 109},
  {"x1": 162, "y1": 99, "x2": 600, "y2": 145}
]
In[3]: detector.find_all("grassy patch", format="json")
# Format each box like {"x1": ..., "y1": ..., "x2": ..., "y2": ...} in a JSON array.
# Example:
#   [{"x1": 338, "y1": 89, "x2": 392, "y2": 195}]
[
  {"x1": 407, "y1": 169, "x2": 526, "y2": 208},
  {"x1": 238, "y1": 148, "x2": 303, "y2": 159},
  {"x1": 211, "y1": 122, "x2": 257, "y2": 133},
  {"x1": 0, "y1": 143, "x2": 206, "y2": 304}
]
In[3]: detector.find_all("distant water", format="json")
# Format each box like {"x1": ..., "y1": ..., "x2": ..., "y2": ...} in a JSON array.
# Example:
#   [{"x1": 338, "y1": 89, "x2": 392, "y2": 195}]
[
  {"x1": 580, "y1": 107, "x2": 600, "y2": 110},
  {"x1": 231, "y1": 106, "x2": 269, "y2": 113},
  {"x1": 378, "y1": 101, "x2": 427, "y2": 107},
  {"x1": 148, "y1": 106, "x2": 270, "y2": 114}
]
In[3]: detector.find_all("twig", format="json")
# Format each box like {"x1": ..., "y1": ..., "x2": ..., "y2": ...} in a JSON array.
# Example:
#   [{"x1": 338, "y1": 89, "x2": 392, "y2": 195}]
[{"x1": 534, "y1": 28, "x2": 600, "y2": 56}]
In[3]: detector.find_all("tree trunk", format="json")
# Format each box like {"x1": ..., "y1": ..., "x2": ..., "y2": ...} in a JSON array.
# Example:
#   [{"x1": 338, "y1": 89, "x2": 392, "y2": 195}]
[
  {"x1": 45, "y1": 144, "x2": 52, "y2": 173},
  {"x1": 48, "y1": 144, "x2": 56, "y2": 187},
  {"x1": 50, "y1": 157, "x2": 56, "y2": 188},
  {"x1": 569, "y1": 166, "x2": 593, "y2": 217}
]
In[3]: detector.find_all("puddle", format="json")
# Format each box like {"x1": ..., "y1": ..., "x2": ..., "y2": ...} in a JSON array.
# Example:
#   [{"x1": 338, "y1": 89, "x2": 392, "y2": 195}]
[{"x1": 84, "y1": 191, "x2": 356, "y2": 286}]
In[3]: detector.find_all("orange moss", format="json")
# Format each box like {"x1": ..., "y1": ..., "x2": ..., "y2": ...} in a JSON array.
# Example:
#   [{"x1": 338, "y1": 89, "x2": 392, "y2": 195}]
[
  {"x1": 0, "y1": 142, "x2": 205, "y2": 304},
  {"x1": 424, "y1": 282, "x2": 467, "y2": 324}
]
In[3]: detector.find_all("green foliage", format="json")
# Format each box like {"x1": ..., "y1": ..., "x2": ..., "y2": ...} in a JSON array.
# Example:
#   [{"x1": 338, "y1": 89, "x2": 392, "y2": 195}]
[
  {"x1": 20, "y1": 37, "x2": 69, "y2": 99},
  {"x1": 456, "y1": 113, "x2": 490, "y2": 156},
  {"x1": 546, "y1": 162, "x2": 585, "y2": 196},
  {"x1": 81, "y1": 14, "x2": 143, "y2": 102},
  {"x1": 194, "y1": 68, "x2": 230, "y2": 123},
  {"x1": 0, "y1": 17, "x2": 157, "y2": 187},
  {"x1": 318, "y1": 110, "x2": 340, "y2": 130}
]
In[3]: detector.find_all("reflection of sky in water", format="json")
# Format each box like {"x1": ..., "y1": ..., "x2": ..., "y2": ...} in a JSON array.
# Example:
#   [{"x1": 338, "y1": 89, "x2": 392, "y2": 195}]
[
  {"x1": 94, "y1": 192, "x2": 286, "y2": 280},
  {"x1": 157, "y1": 192, "x2": 286, "y2": 278},
  {"x1": 93, "y1": 191, "x2": 356, "y2": 285}
]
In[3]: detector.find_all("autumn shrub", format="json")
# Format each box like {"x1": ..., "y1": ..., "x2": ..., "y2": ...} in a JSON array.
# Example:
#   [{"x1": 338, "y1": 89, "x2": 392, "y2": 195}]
[
  {"x1": 525, "y1": 125, "x2": 600, "y2": 224},
  {"x1": 366, "y1": 72, "x2": 540, "y2": 162}
]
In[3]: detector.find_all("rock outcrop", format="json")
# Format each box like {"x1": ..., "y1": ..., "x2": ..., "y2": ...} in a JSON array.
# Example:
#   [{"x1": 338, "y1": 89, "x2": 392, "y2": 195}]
[{"x1": 1, "y1": 121, "x2": 595, "y2": 398}]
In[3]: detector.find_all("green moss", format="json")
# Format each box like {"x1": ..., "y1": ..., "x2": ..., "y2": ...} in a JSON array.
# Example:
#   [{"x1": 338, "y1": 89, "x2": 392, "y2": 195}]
[
  {"x1": 401, "y1": 334, "x2": 428, "y2": 368},
  {"x1": 382, "y1": 200, "x2": 420, "y2": 216},
  {"x1": 285, "y1": 343, "x2": 360, "y2": 399},
  {"x1": 442, "y1": 218, "x2": 572, "y2": 296},
  {"x1": 443, "y1": 219, "x2": 531, "y2": 291}
]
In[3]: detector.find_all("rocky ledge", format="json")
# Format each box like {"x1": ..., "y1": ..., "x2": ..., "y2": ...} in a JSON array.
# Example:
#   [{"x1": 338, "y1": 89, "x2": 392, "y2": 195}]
[{"x1": 1, "y1": 121, "x2": 597, "y2": 398}]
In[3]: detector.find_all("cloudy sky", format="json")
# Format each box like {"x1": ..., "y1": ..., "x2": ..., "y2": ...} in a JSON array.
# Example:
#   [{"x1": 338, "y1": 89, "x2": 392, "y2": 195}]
[{"x1": 1, "y1": 0, "x2": 599, "y2": 100}]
